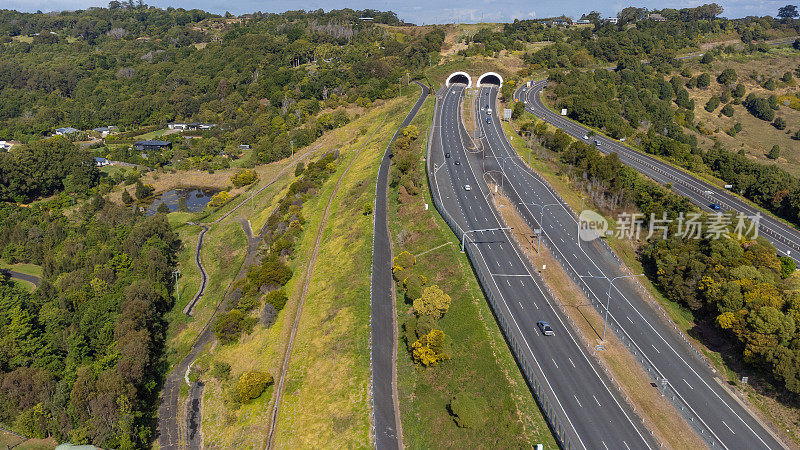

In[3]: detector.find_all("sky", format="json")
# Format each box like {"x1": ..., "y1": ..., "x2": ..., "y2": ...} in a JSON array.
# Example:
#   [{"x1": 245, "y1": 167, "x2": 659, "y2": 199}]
[{"x1": 3, "y1": 0, "x2": 791, "y2": 23}]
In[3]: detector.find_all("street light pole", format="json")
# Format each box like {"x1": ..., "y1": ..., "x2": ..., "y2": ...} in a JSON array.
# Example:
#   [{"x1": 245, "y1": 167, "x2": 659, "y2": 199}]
[{"x1": 581, "y1": 274, "x2": 646, "y2": 343}]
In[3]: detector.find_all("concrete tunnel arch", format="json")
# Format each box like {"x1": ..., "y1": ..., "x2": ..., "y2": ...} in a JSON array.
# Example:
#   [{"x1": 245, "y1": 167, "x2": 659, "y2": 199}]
[
  {"x1": 477, "y1": 72, "x2": 503, "y2": 88},
  {"x1": 445, "y1": 71, "x2": 472, "y2": 88}
]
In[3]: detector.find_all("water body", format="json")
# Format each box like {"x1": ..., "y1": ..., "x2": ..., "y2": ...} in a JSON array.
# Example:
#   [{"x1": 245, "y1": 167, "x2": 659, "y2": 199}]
[{"x1": 144, "y1": 188, "x2": 218, "y2": 215}]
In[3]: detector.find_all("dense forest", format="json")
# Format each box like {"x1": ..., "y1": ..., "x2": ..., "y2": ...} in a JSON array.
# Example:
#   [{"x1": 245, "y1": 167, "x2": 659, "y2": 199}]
[
  {"x1": 0, "y1": 198, "x2": 180, "y2": 447},
  {"x1": 0, "y1": 5, "x2": 443, "y2": 166}
]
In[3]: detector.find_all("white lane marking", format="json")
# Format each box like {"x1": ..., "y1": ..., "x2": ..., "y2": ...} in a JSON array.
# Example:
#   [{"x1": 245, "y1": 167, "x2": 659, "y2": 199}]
[
  {"x1": 624, "y1": 441, "x2": 631, "y2": 450},
  {"x1": 602, "y1": 441, "x2": 609, "y2": 450},
  {"x1": 518, "y1": 301, "x2": 524, "y2": 310},
  {"x1": 568, "y1": 357, "x2": 576, "y2": 368},
  {"x1": 652, "y1": 344, "x2": 660, "y2": 354},
  {"x1": 683, "y1": 379, "x2": 693, "y2": 389},
  {"x1": 722, "y1": 420, "x2": 736, "y2": 434},
  {"x1": 574, "y1": 395, "x2": 583, "y2": 408},
  {"x1": 533, "y1": 301, "x2": 538, "y2": 309},
  {"x1": 507, "y1": 279, "x2": 511, "y2": 287},
  {"x1": 552, "y1": 358, "x2": 559, "y2": 369},
  {"x1": 627, "y1": 315, "x2": 634, "y2": 324},
  {"x1": 593, "y1": 395, "x2": 601, "y2": 407}
]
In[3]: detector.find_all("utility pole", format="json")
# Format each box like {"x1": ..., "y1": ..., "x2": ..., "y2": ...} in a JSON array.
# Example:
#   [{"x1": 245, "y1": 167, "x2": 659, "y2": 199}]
[{"x1": 579, "y1": 274, "x2": 645, "y2": 343}]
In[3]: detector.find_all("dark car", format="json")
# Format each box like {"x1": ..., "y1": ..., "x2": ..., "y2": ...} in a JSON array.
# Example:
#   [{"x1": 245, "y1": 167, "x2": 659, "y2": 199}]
[
  {"x1": 486, "y1": 117, "x2": 492, "y2": 124},
  {"x1": 710, "y1": 203, "x2": 721, "y2": 210},
  {"x1": 454, "y1": 160, "x2": 461, "y2": 165},
  {"x1": 445, "y1": 152, "x2": 450, "y2": 158},
  {"x1": 537, "y1": 321, "x2": 554, "y2": 336}
]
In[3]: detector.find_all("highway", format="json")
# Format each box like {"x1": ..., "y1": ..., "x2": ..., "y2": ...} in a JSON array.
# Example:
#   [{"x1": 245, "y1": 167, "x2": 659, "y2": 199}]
[
  {"x1": 475, "y1": 84, "x2": 786, "y2": 448},
  {"x1": 429, "y1": 83, "x2": 654, "y2": 450},
  {"x1": 520, "y1": 80, "x2": 800, "y2": 264}
]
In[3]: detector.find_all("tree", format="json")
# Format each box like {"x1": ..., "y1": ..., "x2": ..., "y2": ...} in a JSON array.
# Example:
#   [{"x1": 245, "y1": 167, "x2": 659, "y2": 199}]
[
  {"x1": 733, "y1": 83, "x2": 746, "y2": 98},
  {"x1": 230, "y1": 169, "x2": 258, "y2": 187},
  {"x1": 411, "y1": 329, "x2": 449, "y2": 365},
  {"x1": 773, "y1": 117, "x2": 787, "y2": 130},
  {"x1": 135, "y1": 180, "x2": 153, "y2": 200},
  {"x1": 764, "y1": 78, "x2": 776, "y2": 91},
  {"x1": 700, "y1": 52, "x2": 714, "y2": 64},
  {"x1": 235, "y1": 371, "x2": 273, "y2": 402},
  {"x1": 768, "y1": 145, "x2": 781, "y2": 159},
  {"x1": 779, "y1": 256, "x2": 796, "y2": 278},
  {"x1": 156, "y1": 202, "x2": 170, "y2": 214},
  {"x1": 121, "y1": 189, "x2": 134, "y2": 205},
  {"x1": 412, "y1": 285, "x2": 451, "y2": 319},
  {"x1": 717, "y1": 68, "x2": 738, "y2": 86},
  {"x1": 705, "y1": 97, "x2": 720, "y2": 112},
  {"x1": 697, "y1": 73, "x2": 711, "y2": 88},
  {"x1": 512, "y1": 101, "x2": 525, "y2": 120},
  {"x1": 721, "y1": 103, "x2": 735, "y2": 117},
  {"x1": 778, "y1": 5, "x2": 799, "y2": 19},
  {"x1": 208, "y1": 191, "x2": 230, "y2": 208}
]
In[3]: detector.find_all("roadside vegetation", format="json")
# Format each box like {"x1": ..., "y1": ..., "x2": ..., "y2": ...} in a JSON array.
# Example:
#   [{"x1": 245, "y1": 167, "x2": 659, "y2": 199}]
[{"x1": 389, "y1": 89, "x2": 557, "y2": 447}]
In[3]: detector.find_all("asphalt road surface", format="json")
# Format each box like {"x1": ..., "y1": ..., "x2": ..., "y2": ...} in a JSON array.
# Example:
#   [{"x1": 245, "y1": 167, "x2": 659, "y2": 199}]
[
  {"x1": 429, "y1": 83, "x2": 654, "y2": 450},
  {"x1": 483, "y1": 84, "x2": 786, "y2": 448},
  {"x1": 520, "y1": 80, "x2": 800, "y2": 265},
  {"x1": 1, "y1": 270, "x2": 40, "y2": 287},
  {"x1": 371, "y1": 81, "x2": 428, "y2": 449}
]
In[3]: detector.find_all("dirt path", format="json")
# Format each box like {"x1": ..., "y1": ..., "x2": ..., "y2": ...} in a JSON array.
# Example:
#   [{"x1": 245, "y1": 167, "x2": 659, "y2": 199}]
[
  {"x1": 157, "y1": 151, "x2": 317, "y2": 450},
  {"x1": 264, "y1": 113, "x2": 391, "y2": 449}
]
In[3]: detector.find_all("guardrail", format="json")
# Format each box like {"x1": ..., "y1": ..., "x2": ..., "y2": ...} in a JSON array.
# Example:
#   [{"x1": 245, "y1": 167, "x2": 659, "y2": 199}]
[
  {"x1": 489, "y1": 151, "x2": 723, "y2": 448},
  {"x1": 426, "y1": 87, "x2": 575, "y2": 450}
]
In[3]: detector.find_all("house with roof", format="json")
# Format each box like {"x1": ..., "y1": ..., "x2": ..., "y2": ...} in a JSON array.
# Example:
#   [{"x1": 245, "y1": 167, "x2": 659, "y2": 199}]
[
  {"x1": 168, "y1": 122, "x2": 188, "y2": 130},
  {"x1": 55, "y1": 127, "x2": 79, "y2": 135},
  {"x1": 647, "y1": 13, "x2": 667, "y2": 22},
  {"x1": 92, "y1": 126, "x2": 118, "y2": 137},
  {"x1": 94, "y1": 157, "x2": 111, "y2": 166},
  {"x1": 604, "y1": 17, "x2": 619, "y2": 24},
  {"x1": 0, "y1": 141, "x2": 17, "y2": 151},
  {"x1": 134, "y1": 140, "x2": 172, "y2": 152}
]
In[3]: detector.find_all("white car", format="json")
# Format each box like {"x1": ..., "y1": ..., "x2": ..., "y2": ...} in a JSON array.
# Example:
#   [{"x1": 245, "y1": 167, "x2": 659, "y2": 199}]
[
  {"x1": 464, "y1": 184, "x2": 472, "y2": 191},
  {"x1": 583, "y1": 135, "x2": 589, "y2": 140}
]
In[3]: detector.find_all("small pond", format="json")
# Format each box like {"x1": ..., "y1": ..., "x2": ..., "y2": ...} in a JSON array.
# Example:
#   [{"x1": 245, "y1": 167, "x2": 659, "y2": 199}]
[{"x1": 143, "y1": 188, "x2": 219, "y2": 215}]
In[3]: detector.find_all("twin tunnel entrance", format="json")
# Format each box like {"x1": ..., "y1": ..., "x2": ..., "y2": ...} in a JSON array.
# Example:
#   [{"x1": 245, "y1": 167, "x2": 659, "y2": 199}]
[{"x1": 445, "y1": 71, "x2": 503, "y2": 88}]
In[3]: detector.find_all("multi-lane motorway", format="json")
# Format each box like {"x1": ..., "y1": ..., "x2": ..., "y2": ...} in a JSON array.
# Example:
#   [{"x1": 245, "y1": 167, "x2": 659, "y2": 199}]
[
  {"x1": 429, "y1": 83, "x2": 655, "y2": 449},
  {"x1": 471, "y1": 84, "x2": 784, "y2": 448},
  {"x1": 519, "y1": 80, "x2": 800, "y2": 263}
]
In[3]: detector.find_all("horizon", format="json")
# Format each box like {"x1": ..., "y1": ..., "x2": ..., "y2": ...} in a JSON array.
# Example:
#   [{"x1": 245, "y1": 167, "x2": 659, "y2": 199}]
[{"x1": 2, "y1": 0, "x2": 793, "y2": 24}]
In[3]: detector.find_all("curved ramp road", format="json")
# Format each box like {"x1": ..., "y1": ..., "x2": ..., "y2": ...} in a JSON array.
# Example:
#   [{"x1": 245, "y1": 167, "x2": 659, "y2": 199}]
[
  {"x1": 370, "y1": 81, "x2": 428, "y2": 449},
  {"x1": 1, "y1": 270, "x2": 40, "y2": 287},
  {"x1": 520, "y1": 80, "x2": 800, "y2": 264},
  {"x1": 429, "y1": 83, "x2": 654, "y2": 450},
  {"x1": 486, "y1": 85, "x2": 786, "y2": 448}
]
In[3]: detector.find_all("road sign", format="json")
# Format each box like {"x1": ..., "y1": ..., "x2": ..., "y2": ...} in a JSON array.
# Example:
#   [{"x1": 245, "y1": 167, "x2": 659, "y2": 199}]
[
  {"x1": 503, "y1": 108, "x2": 512, "y2": 120},
  {"x1": 724, "y1": 184, "x2": 733, "y2": 189},
  {"x1": 742, "y1": 376, "x2": 748, "y2": 384},
  {"x1": 560, "y1": 108, "x2": 567, "y2": 115}
]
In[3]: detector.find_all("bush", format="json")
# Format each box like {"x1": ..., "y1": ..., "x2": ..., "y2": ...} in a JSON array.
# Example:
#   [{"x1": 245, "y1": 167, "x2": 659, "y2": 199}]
[
  {"x1": 780, "y1": 256, "x2": 796, "y2": 279},
  {"x1": 696, "y1": 72, "x2": 710, "y2": 88},
  {"x1": 393, "y1": 250, "x2": 416, "y2": 270},
  {"x1": 705, "y1": 97, "x2": 720, "y2": 112},
  {"x1": 121, "y1": 189, "x2": 134, "y2": 205},
  {"x1": 294, "y1": 162, "x2": 305, "y2": 176},
  {"x1": 717, "y1": 68, "x2": 738, "y2": 86},
  {"x1": 135, "y1": 180, "x2": 154, "y2": 200},
  {"x1": 231, "y1": 169, "x2": 258, "y2": 187},
  {"x1": 721, "y1": 103, "x2": 735, "y2": 117},
  {"x1": 210, "y1": 361, "x2": 231, "y2": 380},
  {"x1": 264, "y1": 289, "x2": 288, "y2": 311},
  {"x1": 413, "y1": 285, "x2": 452, "y2": 319},
  {"x1": 208, "y1": 190, "x2": 231, "y2": 208},
  {"x1": 743, "y1": 94, "x2": 775, "y2": 121},
  {"x1": 450, "y1": 392, "x2": 486, "y2": 428},
  {"x1": 764, "y1": 78, "x2": 776, "y2": 90},
  {"x1": 773, "y1": 117, "x2": 787, "y2": 130},
  {"x1": 768, "y1": 145, "x2": 781, "y2": 160},
  {"x1": 156, "y1": 202, "x2": 170, "y2": 214},
  {"x1": 733, "y1": 83, "x2": 746, "y2": 98},
  {"x1": 411, "y1": 329, "x2": 449, "y2": 366},
  {"x1": 363, "y1": 202, "x2": 372, "y2": 215},
  {"x1": 404, "y1": 273, "x2": 426, "y2": 302},
  {"x1": 235, "y1": 371, "x2": 273, "y2": 403}
]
